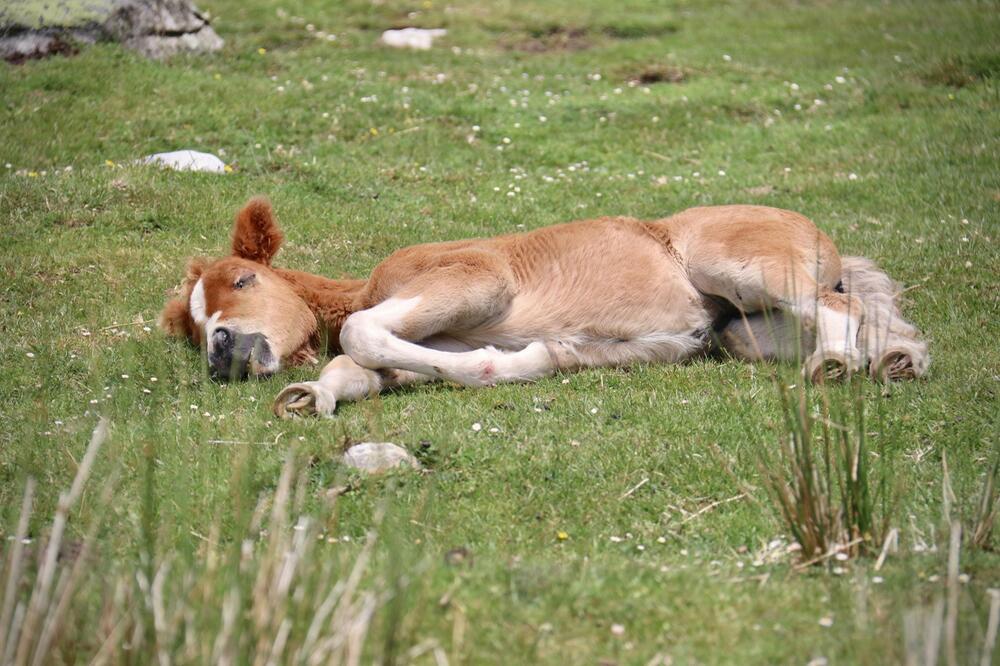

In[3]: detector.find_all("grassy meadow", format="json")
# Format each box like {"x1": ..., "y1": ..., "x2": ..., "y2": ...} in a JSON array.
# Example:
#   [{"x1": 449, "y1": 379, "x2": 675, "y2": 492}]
[{"x1": 1, "y1": 0, "x2": 998, "y2": 663}]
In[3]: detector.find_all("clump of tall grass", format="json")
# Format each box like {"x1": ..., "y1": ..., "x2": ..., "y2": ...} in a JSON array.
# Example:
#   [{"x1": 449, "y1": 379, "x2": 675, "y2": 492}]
[
  {"x1": 759, "y1": 381, "x2": 894, "y2": 564},
  {"x1": 970, "y1": 452, "x2": 998, "y2": 551},
  {"x1": 0, "y1": 419, "x2": 405, "y2": 665}
]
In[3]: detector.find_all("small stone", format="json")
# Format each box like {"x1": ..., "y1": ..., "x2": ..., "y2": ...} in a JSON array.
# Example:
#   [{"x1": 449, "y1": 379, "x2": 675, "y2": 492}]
[
  {"x1": 139, "y1": 150, "x2": 227, "y2": 173},
  {"x1": 379, "y1": 27, "x2": 446, "y2": 50},
  {"x1": 341, "y1": 442, "x2": 420, "y2": 474}
]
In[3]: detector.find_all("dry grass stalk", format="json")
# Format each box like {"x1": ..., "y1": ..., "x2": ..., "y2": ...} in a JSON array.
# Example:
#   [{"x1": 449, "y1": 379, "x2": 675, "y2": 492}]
[
  {"x1": 903, "y1": 599, "x2": 945, "y2": 666},
  {"x1": 945, "y1": 521, "x2": 962, "y2": 666},
  {"x1": 971, "y1": 454, "x2": 998, "y2": 550},
  {"x1": 3, "y1": 417, "x2": 108, "y2": 666},
  {"x1": 0, "y1": 427, "x2": 399, "y2": 665},
  {"x1": 982, "y1": 589, "x2": 1000, "y2": 666},
  {"x1": 941, "y1": 450, "x2": 957, "y2": 525},
  {"x1": 0, "y1": 479, "x2": 35, "y2": 665},
  {"x1": 874, "y1": 527, "x2": 899, "y2": 571},
  {"x1": 760, "y1": 381, "x2": 888, "y2": 563}
]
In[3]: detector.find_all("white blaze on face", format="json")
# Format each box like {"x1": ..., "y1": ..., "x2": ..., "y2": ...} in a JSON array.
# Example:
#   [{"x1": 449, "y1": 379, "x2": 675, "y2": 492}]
[
  {"x1": 189, "y1": 278, "x2": 222, "y2": 353},
  {"x1": 189, "y1": 278, "x2": 208, "y2": 325},
  {"x1": 188, "y1": 276, "x2": 279, "y2": 375}
]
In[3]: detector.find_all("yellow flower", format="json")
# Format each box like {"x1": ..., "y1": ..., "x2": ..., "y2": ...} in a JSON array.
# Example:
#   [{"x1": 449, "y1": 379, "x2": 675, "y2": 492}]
[
  {"x1": 27, "y1": 171, "x2": 39, "y2": 177},
  {"x1": 257, "y1": 47, "x2": 267, "y2": 55},
  {"x1": 105, "y1": 160, "x2": 115, "y2": 167},
  {"x1": 557, "y1": 531, "x2": 569, "y2": 541},
  {"x1": 213, "y1": 73, "x2": 222, "y2": 80},
  {"x1": 223, "y1": 165, "x2": 233, "y2": 173},
  {"x1": 369, "y1": 127, "x2": 379, "y2": 136}
]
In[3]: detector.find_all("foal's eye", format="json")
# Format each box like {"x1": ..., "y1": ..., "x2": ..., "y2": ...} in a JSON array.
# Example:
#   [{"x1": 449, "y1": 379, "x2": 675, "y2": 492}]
[{"x1": 234, "y1": 274, "x2": 256, "y2": 290}]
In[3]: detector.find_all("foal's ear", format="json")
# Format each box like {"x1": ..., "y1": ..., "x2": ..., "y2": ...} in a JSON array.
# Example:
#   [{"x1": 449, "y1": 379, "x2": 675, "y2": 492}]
[
  {"x1": 231, "y1": 196, "x2": 284, "y2": 265},
  {"x1": 158, "y1": 296, "x2": 195, "y2": 340}
]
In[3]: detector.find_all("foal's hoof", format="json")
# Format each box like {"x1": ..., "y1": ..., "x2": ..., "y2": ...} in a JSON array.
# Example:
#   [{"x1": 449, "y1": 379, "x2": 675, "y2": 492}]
[
  {"x1": 804, "y1": 350, "x2": 863, "y2": 384},
  {"x1": 273, "y1": 382, "x2": 336, "y2": 418},
  {"x1": 870, "y1": 344, "x2": 927, "y2": 382}
]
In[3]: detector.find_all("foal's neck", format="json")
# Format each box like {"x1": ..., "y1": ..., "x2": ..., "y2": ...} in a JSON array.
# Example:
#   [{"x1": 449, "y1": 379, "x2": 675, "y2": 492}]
[{"x1": 273, "y1": 268, "x2": 368, "y2": 349}]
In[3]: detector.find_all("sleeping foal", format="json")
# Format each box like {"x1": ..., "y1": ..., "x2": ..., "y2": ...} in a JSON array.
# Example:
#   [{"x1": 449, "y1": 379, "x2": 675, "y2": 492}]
[{"x1": 159, "y1": 198, "x2": 928, "y2": 416}]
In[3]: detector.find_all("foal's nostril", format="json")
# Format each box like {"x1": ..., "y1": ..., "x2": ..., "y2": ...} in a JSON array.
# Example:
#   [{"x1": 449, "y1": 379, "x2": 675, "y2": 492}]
[{"x1": 212, "y1": 327, "x2": 233, "y2": 349}]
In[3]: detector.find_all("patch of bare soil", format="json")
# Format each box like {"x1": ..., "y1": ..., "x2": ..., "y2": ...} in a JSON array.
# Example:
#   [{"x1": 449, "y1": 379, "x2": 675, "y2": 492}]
[
  {"x1": 920, "y1": 54, "x2": 1000, "y2": 88},
  {"x1": 504, "y1": 26, "x2": 591, "y2": 53},
  {"x1": 629, "y1": 64, "x2": 686, "y2": 85}
]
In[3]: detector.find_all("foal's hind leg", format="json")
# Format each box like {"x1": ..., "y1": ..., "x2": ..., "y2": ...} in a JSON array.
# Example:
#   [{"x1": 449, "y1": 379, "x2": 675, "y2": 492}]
[{"x1": 339, "y1": 297, "x2": 554, "y2": 386}]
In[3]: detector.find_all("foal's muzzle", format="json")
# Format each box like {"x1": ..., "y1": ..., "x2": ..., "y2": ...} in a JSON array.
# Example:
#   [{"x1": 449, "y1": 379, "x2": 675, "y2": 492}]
[{"x1": 208, "y1": 327, "x2": 273, "y2": 380}]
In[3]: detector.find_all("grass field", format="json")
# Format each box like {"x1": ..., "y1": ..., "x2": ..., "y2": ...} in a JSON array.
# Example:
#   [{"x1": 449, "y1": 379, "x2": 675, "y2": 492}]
[{"x1": 1, "y1": 0, "x2": 999, "y2": 663}]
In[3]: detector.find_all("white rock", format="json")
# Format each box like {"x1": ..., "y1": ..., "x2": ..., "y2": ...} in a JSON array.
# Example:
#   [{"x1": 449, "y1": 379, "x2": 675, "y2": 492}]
[
  {"x1": 139, "y1": 150, "x2": 226, "y2": 173},
  {"x1": 342, "y1": 442, "x2": 420, "y2": 473},
  {"x1": 379, "y1": 28, "x2": 446, "y2": 51}
]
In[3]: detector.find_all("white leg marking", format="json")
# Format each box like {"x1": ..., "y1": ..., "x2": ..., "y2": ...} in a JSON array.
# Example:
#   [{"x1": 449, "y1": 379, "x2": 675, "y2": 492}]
[
  {"x1": 813, "y1": 305, "x2": 862, "y2": 359},
  {"x1": 189, "y1": 277, "x2": 226, "y2": 354},
  {"x1": 791, "y1": 299, "x2": 865, "y2": 380}
]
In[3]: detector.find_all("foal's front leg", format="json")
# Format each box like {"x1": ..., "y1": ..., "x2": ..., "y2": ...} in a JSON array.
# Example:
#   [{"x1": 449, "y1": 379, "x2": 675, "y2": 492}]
[
  {"x1": 273, "y1": 336, "x2": 478, "y2": 417},
  {"x1": 275, "y1": 250, "x2": 559, "y2": 416},
  {"x1": 273, "y1": 354, "x2": 430, "y2": 418}
]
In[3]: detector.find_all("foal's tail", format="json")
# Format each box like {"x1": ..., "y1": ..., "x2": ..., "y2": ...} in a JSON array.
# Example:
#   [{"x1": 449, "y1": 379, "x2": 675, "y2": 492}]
[{"x1": 838, "y1": 255, "x2": 930, "y2": 381}]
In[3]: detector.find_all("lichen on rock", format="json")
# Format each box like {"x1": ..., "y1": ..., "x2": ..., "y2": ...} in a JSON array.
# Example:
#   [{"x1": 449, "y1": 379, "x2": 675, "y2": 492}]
[{"x1": 1, "y1": 0, "x2": 223, "y2": 62}]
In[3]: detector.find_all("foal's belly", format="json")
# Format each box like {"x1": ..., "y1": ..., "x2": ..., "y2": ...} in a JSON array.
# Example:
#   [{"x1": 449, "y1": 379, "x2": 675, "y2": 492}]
[{"x1": 457, "y1": 268, "x2": 716, "y2": 364}]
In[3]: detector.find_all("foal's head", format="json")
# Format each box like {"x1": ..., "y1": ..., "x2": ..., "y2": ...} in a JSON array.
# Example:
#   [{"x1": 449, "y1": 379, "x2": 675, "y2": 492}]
[{"x1": 159, "y1": 197, "x2": 318, "y2": 380}]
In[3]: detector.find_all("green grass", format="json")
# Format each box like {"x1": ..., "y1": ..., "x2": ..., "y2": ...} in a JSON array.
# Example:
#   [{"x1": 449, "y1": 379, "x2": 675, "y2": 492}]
[{"x1": 1, "y1": 0, "x2": 999, "y2": 663}]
